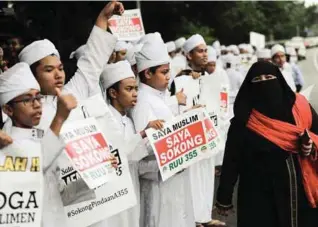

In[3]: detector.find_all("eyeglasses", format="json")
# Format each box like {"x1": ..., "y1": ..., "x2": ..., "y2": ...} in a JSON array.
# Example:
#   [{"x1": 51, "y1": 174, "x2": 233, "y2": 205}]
[
  {"x1": 9, "y1": 94, "x2": 44, "y2": 106},
  {"x1": 251, "y1": 74, "x2": 277, "y2": 83}
]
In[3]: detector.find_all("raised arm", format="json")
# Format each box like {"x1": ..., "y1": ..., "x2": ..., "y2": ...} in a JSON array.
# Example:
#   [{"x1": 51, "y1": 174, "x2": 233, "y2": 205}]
[{"x1": 64, "y1": 1, "x2": 124, "y2": 99}]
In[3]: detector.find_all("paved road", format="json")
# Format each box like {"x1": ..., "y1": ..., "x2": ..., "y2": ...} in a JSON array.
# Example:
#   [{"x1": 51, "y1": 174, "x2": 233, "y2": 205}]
[{"x1": 212, "y1": 48, "x2": 318, "y2": 227}]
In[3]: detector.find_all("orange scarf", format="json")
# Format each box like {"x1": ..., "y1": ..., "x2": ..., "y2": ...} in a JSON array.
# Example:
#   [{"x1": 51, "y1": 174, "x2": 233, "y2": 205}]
[{"x1": 247, "y1": 94, "x2": 318, "y2": 208}]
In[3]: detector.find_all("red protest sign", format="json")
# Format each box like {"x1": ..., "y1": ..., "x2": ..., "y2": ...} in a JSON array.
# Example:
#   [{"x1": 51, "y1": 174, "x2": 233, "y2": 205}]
[
  {"x1": 203, "y1": 118, "x2": 218, "y2": 142},
  {"x1": 64, "y1": 133, "x2": 111, "y2": 171},
  {"x1": 153, "y1": 121, "x2": 206, "y2": 167}
]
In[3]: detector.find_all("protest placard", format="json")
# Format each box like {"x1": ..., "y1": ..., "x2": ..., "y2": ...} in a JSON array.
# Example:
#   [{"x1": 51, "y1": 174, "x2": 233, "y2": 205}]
[
  {"x1": 60, "y1": 118, "x2": 114, "y2": 190},
  {"x1": 146, "y1": 108, "x2": 220, "y2": 181},
  {"x1": 108, "y1": 9, "x2": 145, "y2": 41},
  {"x1": 56, "y1": 94, "x2": 137, "y2": 227},
  {"x1": 0, "y1": 145, "x2": 43, "y2": 227}
]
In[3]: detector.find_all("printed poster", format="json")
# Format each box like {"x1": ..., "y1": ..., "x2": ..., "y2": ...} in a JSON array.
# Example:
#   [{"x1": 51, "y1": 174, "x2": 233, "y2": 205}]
[
  {"x1": 60, "y1": 118, "x2": 114, "y2": 190},
  {"x1": 56, "y1": 95, "x2": 137, "y2": 227},
  {"x1": 0, "y1": 145, "x2": 43, "y2": 227},
  {"x1": 146, "y1": 108, "x2": 220, "y2": 181},
  {"x1": 108, "y1": 9, "x2": 145, "y2": 41}
]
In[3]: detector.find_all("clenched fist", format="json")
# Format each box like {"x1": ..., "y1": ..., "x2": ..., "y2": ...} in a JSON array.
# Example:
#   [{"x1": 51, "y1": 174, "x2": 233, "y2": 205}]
[
  {"x1": 0, "y1": 130, "x2": 12, "y2": 149},
  {"x1": 176, "y1": 88, "x2": 187, "y2": 106},
  {"x1": 96, "y1": 1, "x2": 125, "y2": 30},
  {"x1": 55, "y1": 88, "x2": 78, "y2": 122}
]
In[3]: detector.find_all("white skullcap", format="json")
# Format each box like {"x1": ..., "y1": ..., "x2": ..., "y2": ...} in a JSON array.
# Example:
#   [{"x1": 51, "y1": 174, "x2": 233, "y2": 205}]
[
  {"x1": 220, "y1": 45, "x2": 226, "y2": 51},
  {"x1": 115, "y1": 41, "x2": 129, "y2": 52},
  {"x1": 175, "y1": 37, "x2": 186, "y2": 49},
  {"x1": 256, "y1": 49, "x2": 271, "y2": 59},
  {"x1": 165, "y1": 41, "x2": 176, "y2": 53},
  {"x1": 125, "y1": 43, "x2": 135, "y2": 66},
  {"x1": 212, "y1": 40, "x2": 221, "y2": 50},
  {"x1": 183, "y1": 34, "x2": 206, "y2": 54},
  {"x1": 19, "y1": 39, "x2": 60, "y2": 65},
  {"x1": 138, "y1": 32, "x2": 162, "y2": 45},
  {"x1": 285, "y1": 46, "x2": 297, "y2": 56},
  {"x1": 207, "y1": 46, "x2": 217, "y2": 62},
  {"x1": 271, "y1": 44, "x2": 285, "y2": 57},
  {"x1": 100, "y1": 60, "x2": 135, "y2": 90},
  {"x1": 0, "y1": 63, "x2": 40, "y2": 106},
  {"x1": 135, "y1": 34, "x2": 170, "y2": 73},
  {"x1": 246, "y1": 44, "x2": 254, "y2": 54},
  {"x1": 69, "y1": 44, "x2": 86, "y2": 60},
  {"x1": 238, "y1": 43, "x2": 247, "y2": 50}
]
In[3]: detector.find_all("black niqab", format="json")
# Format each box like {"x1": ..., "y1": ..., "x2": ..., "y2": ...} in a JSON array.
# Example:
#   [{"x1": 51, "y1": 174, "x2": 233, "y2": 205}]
[{"x1": 233, "y1": 61, "x2": 296, "y2": 125}]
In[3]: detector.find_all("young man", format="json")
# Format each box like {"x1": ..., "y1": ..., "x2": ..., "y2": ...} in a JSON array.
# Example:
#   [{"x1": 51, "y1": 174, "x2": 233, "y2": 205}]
[
  {"x1": 0, "y1": 62, "x2": 77, "y2": 226},
  {"x1": 180, "y1": 35, "x2": 226, "y2": 227},
  {"x1": 100, "y1": 60, "x2": 164, "y2": 227},
  {"x1": 132, "y1": 33, "x2": 195, "y2": 227},
  {"x1": 271, "y1": 44, "x2": 297, "y2": 92},
  {"x1": 114, "y1": 41, "x2": 129, "y2": 63},
  {"x1": 1, "y1": 1, "x2": 124, "y2": 135}
]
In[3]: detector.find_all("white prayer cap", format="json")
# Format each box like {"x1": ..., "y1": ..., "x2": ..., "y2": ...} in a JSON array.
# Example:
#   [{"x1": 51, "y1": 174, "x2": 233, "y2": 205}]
[
  {"x1": 212, "y1": 40, "x2": 221, "y2": 50},
  {"x1": 207, "y1": 46, "x2": 217, "y2": 62},
  {"x1": 100, "y1": 60, "x2": 135, "y2": 90},
  {"x1": 0, "y1": 63, "x2": 40, "y2": 106},
  {"x1": 220, "y1": 45, "x2": 226, "y2": 51},
  {"x1": 175, "y1": 37, "x2": 186, "y2": 49},
  {"x1": 19, "y1": 39, "x2": 60, "y2": 66},
  {"x1": 138, "y1": 32, "x2": 162, "y2": 45},
  {"x1": 115, "y1": 41, "x2": 129, "y2": 52},
  {"x1": 165, "y1": 41, "x2": 176, "y2": 53},
  {"x1": 125, "y1": 43, "x2": 136, "y2": 66},
  {"x1": 271, "y1": 44, "x2": 285, "y2": 57},
  {"x1": 256, "y1": 48, "x2": 271, "y2": 59},
  {"x1": 285, "y1": 46, "x2": 297, "y2": 56},
  {"x1": 228, "y1": 45, "x2": 239, "y2": 55},
  {"x1": 69, "y1": 44, "x2": 86, "y2": 60},
  {"x1": 238, "y1": 43, "x2": 247, "y2": 50},
  {"x1": 135, "y1": 34, "x2": 170, "y2": 73},
  {"x1": 183, "y1": 34, "x2": 206, "y2": 54}
]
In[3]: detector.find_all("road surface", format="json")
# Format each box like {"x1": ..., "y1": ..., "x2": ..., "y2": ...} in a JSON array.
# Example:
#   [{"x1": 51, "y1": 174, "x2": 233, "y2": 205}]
[{"x1": 212, "y1": 48, "x2": 318, "y2": 227}]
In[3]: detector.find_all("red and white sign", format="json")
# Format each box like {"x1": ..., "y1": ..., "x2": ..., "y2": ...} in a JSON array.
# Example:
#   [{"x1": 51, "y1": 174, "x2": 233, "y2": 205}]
[
  {"x1": 61, "y1": 118, "x2": 114, "y2": 189},
  {"x1": 108, "y1": 9, "x2": 145, "y2": 41},
  {"x1": 146, "y1": 109, "x2": 220, "y2": 181}
]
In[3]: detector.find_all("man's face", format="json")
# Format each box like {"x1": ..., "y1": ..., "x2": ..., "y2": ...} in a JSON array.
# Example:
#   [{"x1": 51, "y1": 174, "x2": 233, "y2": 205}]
[
  {"x1": 188, "y1": 44, "x2": 208, "y2": 68},
  {"x1": 146, "y1": 64, "x2": 170, "y2": 91},
  {"x1": 272, "y1": 51, "x2": 286, "y2": 68},
  {"x1": 169, "y1": 51, "x2": 176, "y2": 59},
  {"x1": 206, "y1": 61, "x2": 216, "y2": 74},
  {"x1": 108, "y1": 51, "x2": 116, "y2": 64},
  {"x1": 115, "y1": 50, "x2": 127, "y2": 62},
  {"x1": 3, "y1": 89, "x2": 43, "y2": 128},
  {"x1": 35, "y1": 55, "x2": 65, "y2": 96},
  {"x1": 9, "y1": 38, "x2": 22, "y2": 54},
  {"x1": 113, "y1": 77, "x2": 138, "y2": 109}
]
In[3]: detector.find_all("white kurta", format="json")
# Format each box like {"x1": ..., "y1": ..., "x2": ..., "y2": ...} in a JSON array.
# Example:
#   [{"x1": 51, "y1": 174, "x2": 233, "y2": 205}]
[
  {"x1": 131, "y1": 83, "x2": 195, "y2": 227},
  {"x1": 98, "y1": 105, "x2": 145, "y2": 227},
  {"x1": 7, "y1": 127, "x2": 63, "y2": 227},
  {"x1": 281, "y1": 62, "x2": 297, "y2": 92},
  {"x1": 173, "y1": 67, "x2": 218, "y2": 223}
]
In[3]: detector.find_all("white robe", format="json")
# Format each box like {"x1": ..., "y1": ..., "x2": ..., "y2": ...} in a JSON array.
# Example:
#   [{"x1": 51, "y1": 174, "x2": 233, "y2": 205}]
[
  {"x1": 131, "y1": 83, "x2": 195, "y2": 227},
  {"x1": 98, "y1": 105, "x2": 146, "y2": 227},
  {"x1": 281, "y1": 62, "x2": 297, "y2": 92},
  {"x1": 173, "y1": 69, "x2": 218, "y2": 223}
]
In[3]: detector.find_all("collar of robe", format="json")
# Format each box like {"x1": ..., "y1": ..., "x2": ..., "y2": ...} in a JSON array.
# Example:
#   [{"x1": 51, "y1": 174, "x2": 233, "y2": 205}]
[
  {"x1": 109, "y1": 104, "x2": 129, "y2": 126},
  {"x1": 10, "y1": 126, "x2": 44, "y2": 140},
  {"x1": 139, "y1": 83, "x2": 168, "y2": 100}
]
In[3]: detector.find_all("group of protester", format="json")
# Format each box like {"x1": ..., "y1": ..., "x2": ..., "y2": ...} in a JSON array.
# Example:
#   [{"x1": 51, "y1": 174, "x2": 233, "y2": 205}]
[{"x1": 0, "y1": 1, "x2": 317, "y2": 227}]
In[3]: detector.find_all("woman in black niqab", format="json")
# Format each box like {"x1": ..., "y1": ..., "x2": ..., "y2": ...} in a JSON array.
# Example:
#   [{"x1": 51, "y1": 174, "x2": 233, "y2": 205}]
[{"x1": 216, "y1": 61, "x2": 318, "y2": 227}]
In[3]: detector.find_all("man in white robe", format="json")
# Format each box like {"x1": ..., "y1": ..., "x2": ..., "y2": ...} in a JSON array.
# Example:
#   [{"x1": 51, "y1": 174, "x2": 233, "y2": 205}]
[
  {"x1": 271, "y1": 44, "x2": 297, "y2": 92},
  {"x1": 131, "y1": 33, "x2": 195, "y2": 227}
]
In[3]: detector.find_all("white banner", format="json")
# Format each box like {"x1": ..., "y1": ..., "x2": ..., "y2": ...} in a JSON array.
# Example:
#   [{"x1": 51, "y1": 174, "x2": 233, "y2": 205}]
[
  {"x1": 146, "y1": 108, "x2": 220, "y2": 181},
  {"x1": 0, "y1": 145, "x2": 43, "y2": 227},
  {"x1": 250, "y1": 31, "x2": 265, "y2": 49},
  {"x1": 108, "y1": 9, "x2": 145, "y2": 41}
]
